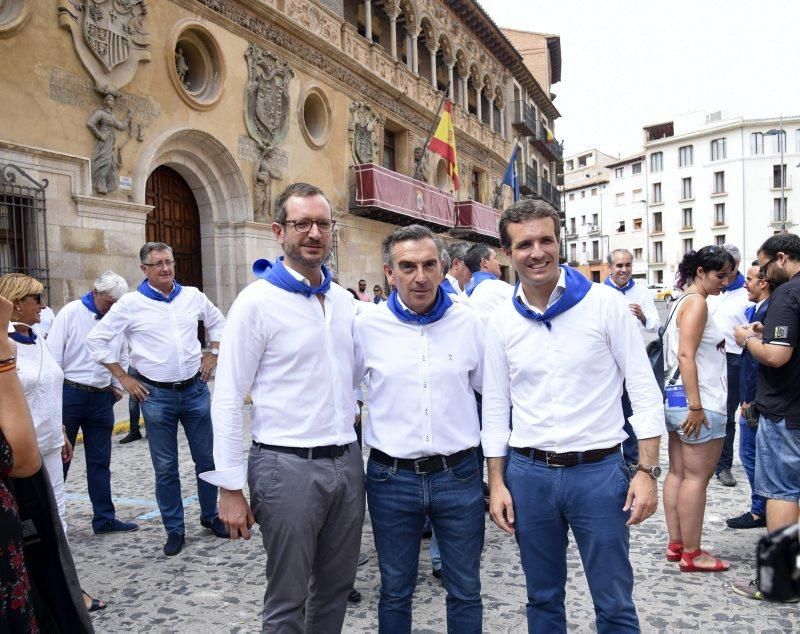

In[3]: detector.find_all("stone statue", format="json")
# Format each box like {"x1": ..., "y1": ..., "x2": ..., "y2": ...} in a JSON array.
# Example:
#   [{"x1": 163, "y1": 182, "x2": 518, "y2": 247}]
[
  {"x1": 492, "y1": 178, "x2": 504, "y2": 210},
  {"x1": 413, "y1": 146, "x2": 430, "y2": 182},
  {"x1": 253, "y1": 145, "x2": 283, "y2": 223},
  {"x1": 349, "y1": 102, "x2": 382, "y2": 165},
  {"x1": 86, "y1": 92, "x2": 131, "y2": 195},
  {"x1": 175, "y1": 47, "x2": 189, "y2": 88}
]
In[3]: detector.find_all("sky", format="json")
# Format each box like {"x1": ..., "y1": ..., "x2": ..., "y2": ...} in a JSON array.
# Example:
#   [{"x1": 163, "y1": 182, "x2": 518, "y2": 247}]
[{"x1": 479, "y1": 0, "x2": 800, "y2": 159}]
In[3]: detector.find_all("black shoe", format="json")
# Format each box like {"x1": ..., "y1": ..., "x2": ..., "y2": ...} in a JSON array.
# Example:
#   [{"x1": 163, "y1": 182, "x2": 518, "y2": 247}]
[
  {"x1": 726, "y1": 511, "x2": 766, "y2": 529},
  {"x1": 347, "y1": 589, "x2": 361, "y2": 603},
  {"x1": 432, "y1": 567, "x2": 442, "y2": 579},
  {"x1": 94, "y1": 518, "x2": 139, "y2": 534},
  {"x1": 200, "y1": 517, "x2": 230, "y2": 538},
  {"x1": 717, "y1": 469, "x2": 737, "y2": 487},
  {"x1": 119, "y1": 430, "x2": 142, "y2": 444},
  {"x1": 163, "y1": 532, "x2": 185, "y2": 556}
]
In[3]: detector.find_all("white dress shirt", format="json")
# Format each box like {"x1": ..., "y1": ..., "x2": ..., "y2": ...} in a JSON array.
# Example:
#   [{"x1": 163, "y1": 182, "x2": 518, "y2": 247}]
[
  {"x1": 709, "y1": 286, "x2": 752, "y2": 354},
  {"x1": 201, "y1": 276, "x2": 358, "y2": 491},
  {"x1": 354, "y1": 299, "x2": 484, "y2": 459},
  {"x1": 46, "y1": 299, "x2": 127, "y2": 389},
  {"x1": 467, "y1": 277, "x2": 513, "y2": 326},
  {"x1": 87, "y1": 285, "x2": 225, "y2": 382},
  {"x1": 481, "y1": 278, "x2": 665, "y2": 458},
  {"x1": 445, "y1": 274, "x2": 465, "y2": 295},
  {"x1": 608, "y1": 280, "x2": 661, "y2": 334}
]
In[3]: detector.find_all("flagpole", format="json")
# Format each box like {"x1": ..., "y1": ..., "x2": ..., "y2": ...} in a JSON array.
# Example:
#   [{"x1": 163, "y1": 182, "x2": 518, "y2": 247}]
[{"x1": 412, "y1": 82, "x2": 451, "y2": 182}]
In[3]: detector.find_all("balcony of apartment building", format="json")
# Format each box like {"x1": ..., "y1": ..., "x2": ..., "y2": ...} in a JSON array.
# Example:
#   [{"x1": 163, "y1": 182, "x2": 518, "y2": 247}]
[
  {"x1": 539, "y1": 178, "x2": 561, "y2": 211},
  {"x1": 511, "y1": 100, "x2": 536, "y2": 137},
  {"x1": 519, "y1": 163, "x2": 538, "y2": 197},
  {"x1": 532, "y1": 119, "x2": 563, "y2": 162}
]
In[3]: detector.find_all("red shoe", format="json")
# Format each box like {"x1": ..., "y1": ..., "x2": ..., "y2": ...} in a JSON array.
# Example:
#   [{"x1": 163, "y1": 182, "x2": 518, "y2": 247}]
[
  {"x1": 666, "y1": 541, "x2": 683, "y2": 562},
  {"x1": 679, "y1": 548, "x2": 729, "y2": 572}
]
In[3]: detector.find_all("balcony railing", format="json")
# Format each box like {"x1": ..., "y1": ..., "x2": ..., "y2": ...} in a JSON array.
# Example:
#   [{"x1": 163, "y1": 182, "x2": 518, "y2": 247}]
[
  {"x1": 520, "y1": 164, "x2": 538, "y2": 196},
  {"x1": 533, "y1": 121, "x2": 564, "y2": 162},
  {"x1": 511, "y1": 101, "x2": 536, "y2": 137},
  {"x1": 453, "y1": 200, "x2": 500, "y2": 244},
  {"x1": 540, "y1": 178, "x2": 561, "y2": 211},
  {"x1": 350, "y1": 163, "x2": 454, "y2": 230}
]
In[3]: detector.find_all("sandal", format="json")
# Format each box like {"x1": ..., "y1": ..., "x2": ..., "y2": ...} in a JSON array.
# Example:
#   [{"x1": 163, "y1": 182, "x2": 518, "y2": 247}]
[
  {"x1": 666, "y1": 541, "x2": 684, "y2": 562},
  {"x1": 82, "y1": 590, "x2": 107, "y2": 613},
  {"x1": 679, "y1": 548, "x2": 729, "y2": 572}
]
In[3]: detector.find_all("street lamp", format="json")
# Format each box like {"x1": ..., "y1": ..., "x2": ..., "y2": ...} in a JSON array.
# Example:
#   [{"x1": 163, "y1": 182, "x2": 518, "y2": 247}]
[{"x1": 764, "y1": 115, "x2": 786, "y2": 231}]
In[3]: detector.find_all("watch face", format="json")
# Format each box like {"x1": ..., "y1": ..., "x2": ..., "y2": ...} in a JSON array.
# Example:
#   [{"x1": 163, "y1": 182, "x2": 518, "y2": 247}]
[{"x1": 650, "y1": 465, "x2": 662, "y2": 478}]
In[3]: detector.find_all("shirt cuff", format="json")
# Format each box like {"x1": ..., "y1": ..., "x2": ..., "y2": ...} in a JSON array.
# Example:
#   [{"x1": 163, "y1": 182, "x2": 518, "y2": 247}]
[
  {"x1": 480, "y1": 428, "x2": 511, "y2": 458},
  {"x1": 199, "y1": 465, "x2": 247, "y2": 491}
]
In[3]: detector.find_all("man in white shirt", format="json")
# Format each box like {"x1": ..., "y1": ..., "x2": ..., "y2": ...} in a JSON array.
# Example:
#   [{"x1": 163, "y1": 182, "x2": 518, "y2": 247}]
[
  {"x1": 710, "y1": 243, "x2": 753, "y2": 486},
  {"x1": 483, "y1": 199, "x2": 665, "y2": 632},
  {"x1": 202, "y1": 183, "x2": 364, "y2": 633},
  {"x1": 463, "y1": 242, "x2": 513, "y2": 323},
  {"x1": 87, "y1": 241, "x2": 227, "y2": 556},
  {"x1": 441, "y1": 241, "x2": 471, "y2": 297},
  {"x1": 355, "y1": 225, "x2": 485, "y2": 633},
  {"x1": 605, "y1": 248, "x2": 661, "y2": 471},
  {"x1": 48, "y1": 271, "x2": 138, "y2": 534}
]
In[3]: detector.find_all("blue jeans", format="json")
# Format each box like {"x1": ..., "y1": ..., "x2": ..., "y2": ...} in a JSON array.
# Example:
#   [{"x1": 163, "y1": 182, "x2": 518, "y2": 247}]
[
  {"x1": 506, "y1": 449, "x2": 639, "y2": 633},
  {"x1": 366, "y1": 450, "x2": 484, "y2": 634},
  {"x1": 62, "y1": 384, "x2": 116, "y2": 531},
  {"x1": 738, "y1": 417, "x2": 766, "y2": 517},
  {"x1": 717, "y1": 353, "x2": 742, "y2": 473},
  {"x1": 139, "y1": 377, "x2": 218, "y2": 534}
]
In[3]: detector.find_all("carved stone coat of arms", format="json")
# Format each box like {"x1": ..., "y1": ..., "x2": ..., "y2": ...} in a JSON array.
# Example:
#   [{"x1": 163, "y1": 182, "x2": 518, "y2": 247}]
[{"x1": 244, "y1": 44, "x2": 294, "y2": 149}]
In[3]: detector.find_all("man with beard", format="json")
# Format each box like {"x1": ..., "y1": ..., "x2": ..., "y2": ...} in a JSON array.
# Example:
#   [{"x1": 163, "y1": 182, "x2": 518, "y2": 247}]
[
  {"x1": 356, "y1": 279, "x2": 371, "y2": 302},
  {"x1": 733, "y1": 232, "x2": 800, "y2": 600},
  {"x1": 202, "y1": 183, "x2": 364, "y2": 631}
]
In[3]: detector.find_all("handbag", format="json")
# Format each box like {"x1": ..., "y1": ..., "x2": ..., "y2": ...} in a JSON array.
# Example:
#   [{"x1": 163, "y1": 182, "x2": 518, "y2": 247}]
[
  {"x1": 645, "y1": 293, "x2": 695, "y2": 399},
  {"x1": 756, "y1": 521, "x2": 800, "y2": 602}
]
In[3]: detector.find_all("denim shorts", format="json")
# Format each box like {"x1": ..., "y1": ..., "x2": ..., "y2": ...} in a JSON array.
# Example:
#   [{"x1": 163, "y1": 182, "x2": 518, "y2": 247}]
[
  {"x1": 664, "y1": 406, "x2": 727, "y2": 445},
  {"x1": 754, "y1": 416, "x2": 800, "y2": 503}
]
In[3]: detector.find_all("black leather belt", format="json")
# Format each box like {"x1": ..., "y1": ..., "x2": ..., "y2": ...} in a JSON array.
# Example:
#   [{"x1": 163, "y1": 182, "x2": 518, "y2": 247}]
[
  {"x1": 138, "y1": 373, "x2": 199, "y2": 391},
  {"x1": 513, "y1": 444, "x2": 620, "y2": 467},
  {"x1": 64, "y1": 379, "x2": 109, "y2": 393},
  {"x1": 369, "y1": 447, "x2": 475, "y2": 475},
  {"x1": 252, "y1": 441, "x2": 349, "y2": 459}
]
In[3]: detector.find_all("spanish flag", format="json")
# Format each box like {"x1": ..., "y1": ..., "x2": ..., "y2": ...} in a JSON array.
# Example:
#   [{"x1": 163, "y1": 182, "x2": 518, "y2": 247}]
[
  {"x1": 543, "y1": 123, "x2": 555, "y2": 143},
  {"x1": 428, "y1": 100, "x2": 460, "y2": 191}
]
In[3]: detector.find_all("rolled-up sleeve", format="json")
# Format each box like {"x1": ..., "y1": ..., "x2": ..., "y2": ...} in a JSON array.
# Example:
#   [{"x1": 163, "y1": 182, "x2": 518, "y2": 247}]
[
  {"x1": 642, "y1": 291, "x2": 661, "y2": 333},
  {"x1": 480, "y1": 319, "x2": 512, "y2": 457},
  {"x1": 200, "y1": 293, "x2": 226, "y2": 342}
]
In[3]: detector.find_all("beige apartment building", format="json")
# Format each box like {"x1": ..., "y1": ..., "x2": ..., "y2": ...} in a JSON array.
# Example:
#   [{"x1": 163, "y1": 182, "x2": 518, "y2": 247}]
[{"x1": 0, "y1": 0, "x2": 563, "y2": 312}]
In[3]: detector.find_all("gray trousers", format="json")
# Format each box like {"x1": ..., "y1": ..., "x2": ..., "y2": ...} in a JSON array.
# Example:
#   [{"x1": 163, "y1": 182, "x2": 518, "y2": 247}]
[{"x1": 248, "y1": 442, "x2": 366, "y2": 633}]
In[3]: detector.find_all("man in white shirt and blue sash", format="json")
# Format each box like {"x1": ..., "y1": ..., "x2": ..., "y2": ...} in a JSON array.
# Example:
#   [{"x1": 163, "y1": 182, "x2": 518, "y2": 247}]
[
  {"x1": 202, "y1": 183, "x2": 364, "y2": 633},
  {"x1": 355, "y1": 224, "x2": 485, "y2": 633},
  {"x1": 482, "y1": 199, "x2": 665, "y2": 633},
  {"x1": 87, "y1": 242, "x2": 228, "y2": 556}
]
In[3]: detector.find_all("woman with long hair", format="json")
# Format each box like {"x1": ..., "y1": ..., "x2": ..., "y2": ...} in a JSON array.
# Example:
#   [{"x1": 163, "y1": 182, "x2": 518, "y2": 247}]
[{"x1": 662, "y1": 246, "x2": 735, "y2": 572}]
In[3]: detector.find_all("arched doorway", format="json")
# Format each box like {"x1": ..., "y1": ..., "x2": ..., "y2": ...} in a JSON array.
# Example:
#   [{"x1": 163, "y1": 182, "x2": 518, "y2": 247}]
[{"x1": 144, "y1": 165, "x2": 203, "y2": 290}]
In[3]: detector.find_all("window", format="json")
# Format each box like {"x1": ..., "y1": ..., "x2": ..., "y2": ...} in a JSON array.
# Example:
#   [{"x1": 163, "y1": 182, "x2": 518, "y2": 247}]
[
  {"x1": 581, "y1": 190, "x2": 586, "y2": 198},
  {"x1": 681, "y1": 177, "x2": 692, "y2": 200},
  {"x1": 649, "y1": 152, "x2": 663, "y2": 172},
  {"x1": 714, "y1": 203, "x2": 726, "y2": 225},
  {"x1": 617, "y1": 220, "x2": 626, "y2": 233},
  {"x1": 713, "y1": 171, "x2": 725, "y2": 194},
  {"x1": 773, "y1": 164, "x2": 787, "y2": 188},
  {"x1": 631, "y1": 162, "x2": 642, "y2": 175},
  {"x1": 569, "y1": 243, "x2": 577, "y2": 262},
  {"x1": 382, "y1": 130, "x2": 396, "y2": 171},
  {"x1": 592, "y1": 240, "x2": 599, "y2": 260},
  {"x1": 578, "y1": 155, "x2": 588, "y2": 167},
  {"x1": 655, "y1": 269, "x2": 664, "y2": 284},
  {"x1": 771, "y1": 130, "x2": 787, "y2": 154},
  {"x1": 633, "y1": 218, "x2": 642, "y2": 230},
  {"x1": 581, "y1": 241, "x2": 587, "y2": 252},
  {"x1": 471, "y1": 170, "x2": 480, "y2": 201},
  {"x1": 683, "y1": 238, "x2": 693, "y2": 254},
  {"x1": 751, "y1": 132, "x2": 764, "y2": 155},
  {"x1": 566, "y1": 159, "x2": 574, "y2": 170},
  {"x1": 715, "y1": 235, "x2": 726, "y2": 246},
  {"x1": 591, "y1": 187, "x2": 597, "y2": 196},
  {"x1": 652, "y1": 182, "x2": 662, "y2": 204},
  {"x1": 615, "y1": 192, "x2": 625, "y2": 206},
  {"x1": 632, "y1": 188, "x2": 643, "y2": 201},
  {"x1": 796, "y1": 129, "x2": 800, "y2": 153},
  {"x1": 774, "y1": 197, "x2": 787, "y2": 222},
  {"x1": 633, "y1": 248, "x2": 643, "y2": 261},
  {"x1": 710, "y1": 137, "x2": 727, "y2": 161},
  {"x1": 682, "y1": 207, "x2": 693, "y2": 229},
  {"x1": 615, "y1": 167, "x2": 624, "y2": 179},
  {"x1": 569, "y1": 218, "x2": 576, "y2": 234},
  {"x1": 569, "y1": 193, "x2": 575, "y2": 201},
  {"x1": 652, "y1": 211, "x2": 663, "y2": 232},
  {"x1": 654, "y1": 241, "x2": 663, "y2": 262},
  {"x1": 581, "y1": 215, "x2": 586, "y2": 225},
  {"x1": 592, "y1": 213, "x2": 599, "y2": 226},
  {"x1": 678, "y1": 145, "x2": 694, "y2": 167}
]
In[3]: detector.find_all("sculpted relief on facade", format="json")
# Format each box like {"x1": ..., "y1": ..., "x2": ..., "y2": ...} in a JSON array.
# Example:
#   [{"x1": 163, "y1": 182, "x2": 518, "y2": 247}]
[{"x1": 349, "y1": 102, "x2": 383, "y2": 165}]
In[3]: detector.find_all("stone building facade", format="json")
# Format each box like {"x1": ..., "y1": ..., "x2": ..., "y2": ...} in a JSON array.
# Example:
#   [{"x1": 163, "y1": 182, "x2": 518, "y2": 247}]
[{"x1": 0, "y1": 0, "x2": 562, "y2": 312}]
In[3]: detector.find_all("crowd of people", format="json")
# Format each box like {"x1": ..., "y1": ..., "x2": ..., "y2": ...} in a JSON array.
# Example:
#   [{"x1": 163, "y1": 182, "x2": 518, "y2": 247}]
[{"x1": 0, "y1": 179, "x2": 798, "y2": 632}]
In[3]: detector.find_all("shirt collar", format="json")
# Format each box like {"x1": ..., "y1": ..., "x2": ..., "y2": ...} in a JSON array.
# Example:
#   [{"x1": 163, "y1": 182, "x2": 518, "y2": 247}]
[
  {"x1": 282, "y1": 262, "x2": 311, "y2": 286},
  {"x1": 147, "y1": 281, "x2": 176, "y2": 298},
  {"x1": 445, "y1": 273, "x2": 462, "y2": 293},
  {"x1": 515, "y1": 267, "x2": 566, "y2": 313}
]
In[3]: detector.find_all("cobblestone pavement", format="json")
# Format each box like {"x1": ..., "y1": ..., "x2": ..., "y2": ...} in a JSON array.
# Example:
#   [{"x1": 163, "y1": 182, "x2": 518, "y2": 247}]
[{"x1": 64, "y1": 408, "x2": 799, "y2": 634}]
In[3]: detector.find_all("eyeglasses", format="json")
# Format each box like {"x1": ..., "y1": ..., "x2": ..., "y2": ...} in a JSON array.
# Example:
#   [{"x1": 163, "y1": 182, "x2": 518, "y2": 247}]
[
  {"x1": 143, "y1": 259, "x2": 175, "y2": 269},
  {"x1": 25, "y1": 293, "x2": 42, "y2": 303},
  {"x1": 283, "y1": 219, "x2": 336, "y2": 233}
]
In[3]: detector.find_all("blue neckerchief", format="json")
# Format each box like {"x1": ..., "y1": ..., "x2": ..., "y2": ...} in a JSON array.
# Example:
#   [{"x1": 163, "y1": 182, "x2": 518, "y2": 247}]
[
  {"x1": 604, "y1": 276, "x2": 635, "y2": 294},
  {"x1": 9, "y1": 329, "x2": 37, "y2": 345},
  {"x1": 137, "y1": 279, "x2": 183, "y2": 303},
  {"x1": 81, "y1": 291, "x2": 103, "y2": 320},
  {"x1": 745, "y1": 305, "x2": 756, "y2": 322},
  {"x1": 252, "y1": 256, "x2": 331, "y2": 297},
  {"x1": 465, "y1": 271, "x2": 497, "y2": 296},
  {"x1": 440, "y1": 277, "x2": 458, "y2": 296},
  {"x1": 724, "y1": 272, "x2": 745, "y2": 292},
  {"x1": 386, "y1": 286, "x2": 453, "y2": 325},
  {"x1": 747, "y1": 299, "x2": 769, "y2": 323},
  {"x1": 511, "y1": 266, "x2": 592, "y2": 331}
]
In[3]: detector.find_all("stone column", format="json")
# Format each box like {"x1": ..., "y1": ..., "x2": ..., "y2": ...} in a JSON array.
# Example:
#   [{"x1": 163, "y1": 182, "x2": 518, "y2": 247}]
[
  {"x1": 499, "y1": 106, "x2": 505, "y2": 137},
  {"x1": 405, "y1": 34, "x2": 412, "y2": 70},
  {"x1": 475, "y1": 82, "x2": 482, "y2": 120},
  {"x1": 488, "y1": 94, "x2": 495, "y2": 130},
  {"x1": 447, "y1": 62, "x2": 454, "y2": 100},
  {"x1": 429, "y1": 46, "x2": 437, "y2": 86},
  {"x1": 389, "y1": 12, "x2": 398, "y2": 60},
  {"x1": 364, "y1": 0, "x2": 372, "y2": 41},
  {"x1": 411, "y1": 32, "x2": 419, "y2": 75},
  {"x1": 461, "y1": 77, "x2": 468, "y2": 109}
]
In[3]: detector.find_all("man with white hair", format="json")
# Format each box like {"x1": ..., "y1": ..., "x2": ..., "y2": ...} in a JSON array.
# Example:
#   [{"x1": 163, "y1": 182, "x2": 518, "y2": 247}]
[
  {"x1": 710, "y1": 243, "x2": 753, "y2": 487},
  {"x1": 48, "y1": 270, "x2": 139, "y2": 533}
]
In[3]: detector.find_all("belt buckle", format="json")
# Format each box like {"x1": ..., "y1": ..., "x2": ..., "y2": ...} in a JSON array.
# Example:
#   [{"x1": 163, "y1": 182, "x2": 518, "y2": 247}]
[
  {"x1": 414, "y1": 458, "x2": 430, "y2": 475},
  {"x1": 545, "y1": 451, "x2": 565, "y2": 467}
]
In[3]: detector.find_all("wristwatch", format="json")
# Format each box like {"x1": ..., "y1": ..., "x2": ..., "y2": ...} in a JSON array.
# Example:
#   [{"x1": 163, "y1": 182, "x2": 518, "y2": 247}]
[
  {"x1": 210, "y1": 348, "x2": 220, "y2": 356},
  {"x1": 636, "y1": 464, "x2": 662, "y2": 480},
  {"x1": 743, "y1": 334, "x2": 757, "y2": 348}
]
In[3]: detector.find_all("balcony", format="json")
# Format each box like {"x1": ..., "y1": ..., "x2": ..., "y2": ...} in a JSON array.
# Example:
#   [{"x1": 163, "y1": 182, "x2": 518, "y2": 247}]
[
  {"x1": 770, "y1": 175, "x2": 793, "y2": 190},
  {"x1": 350, "y1": 163, "x2": 454, "y2": 230},
  {"x1": 511, "y1": 101, "x2": 536, "y2": 137},
  {"x1": 453, "y1": 200, "x2": 500, "y2": 245},
  {"x1": 586, "y1": 224, "x2": 601, "y2": 236},
  {"x1": 520, "y1": 164, "x2": 538, "y2": 196},
  {"x1": 540, "y1": 179, "x2": 561, "y2": 211},
  {"x1": 533, "y1": 121, "x2": 563, "y2": 162}
]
